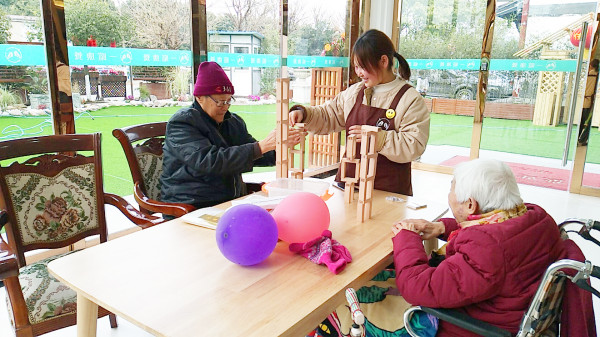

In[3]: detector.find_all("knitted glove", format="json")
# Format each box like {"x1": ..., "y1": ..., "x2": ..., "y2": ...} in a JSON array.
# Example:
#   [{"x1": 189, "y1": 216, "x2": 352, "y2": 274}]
[{"x1": 289, "y1": 230, "x2": 352, "y2": 274}]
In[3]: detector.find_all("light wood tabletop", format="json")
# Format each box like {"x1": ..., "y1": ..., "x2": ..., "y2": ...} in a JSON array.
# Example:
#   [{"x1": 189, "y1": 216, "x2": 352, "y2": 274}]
[{"x1": 48, "y1": 188, "x2": 448, "y2": 337}]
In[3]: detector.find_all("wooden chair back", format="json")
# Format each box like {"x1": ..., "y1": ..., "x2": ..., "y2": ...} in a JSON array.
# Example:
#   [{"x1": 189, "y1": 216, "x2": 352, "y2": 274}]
[
  {"x1": 0, "y1": 133, "x2": 107, "y2": 267},
  {"x1": 113, "y1": 122, "x2": 165, "y2": 201},
  {"x1": 113, "y1": 122, "x2": 194, "y2": 217}
]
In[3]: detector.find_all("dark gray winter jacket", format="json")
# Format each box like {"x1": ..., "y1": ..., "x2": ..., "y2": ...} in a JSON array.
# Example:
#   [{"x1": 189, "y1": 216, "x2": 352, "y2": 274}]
[{"x1": 160, "y1": 100, "x2": 275, "y2": 209}]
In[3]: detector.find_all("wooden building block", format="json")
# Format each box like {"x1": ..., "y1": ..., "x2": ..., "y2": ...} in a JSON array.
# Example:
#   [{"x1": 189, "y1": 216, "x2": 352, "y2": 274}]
[
  {"x1": 289, "y1": 123, "x2": 306, "y2": 179},
  {"x1": 339, "y1": 135, "x2": 359, "y2": 203},
  {"x1": 276, "y1": 78, "x2": 291, "y2": 178},
  {"x1": 357, "y1": 126, "x2": 379, "y2": 222}
]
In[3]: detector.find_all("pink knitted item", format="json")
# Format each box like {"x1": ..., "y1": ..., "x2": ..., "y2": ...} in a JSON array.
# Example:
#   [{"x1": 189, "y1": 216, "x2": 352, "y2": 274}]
[{"x1": 289, "y1": 230, "x2": 352, "y2": 274}]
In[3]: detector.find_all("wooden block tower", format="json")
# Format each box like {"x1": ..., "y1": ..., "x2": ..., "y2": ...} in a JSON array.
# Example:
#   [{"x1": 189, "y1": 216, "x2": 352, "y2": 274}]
[
  {"x1": 357, "y1": 125, "x2": 380, "y2": 222},
  {"x1": 339, "y1": 134, "x2": 360, "y2": 203},
  {"x1": 276, "y1": 78, "x2": 290, "y2": 178},
  {"x1": 289, "y1": 123, "x2": 306, "y2": 179}
]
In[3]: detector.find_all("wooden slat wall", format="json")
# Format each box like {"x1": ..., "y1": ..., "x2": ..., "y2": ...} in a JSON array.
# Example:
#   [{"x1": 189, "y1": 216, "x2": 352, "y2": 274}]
[{"x1": 308, "y1": 68, "x2": 343, "y2": 168}]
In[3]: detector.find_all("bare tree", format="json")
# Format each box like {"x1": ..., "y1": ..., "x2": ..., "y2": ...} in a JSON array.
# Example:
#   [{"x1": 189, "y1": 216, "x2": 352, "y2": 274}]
[
  {"x1": 121, "y1": 0, "x2": 190, "y2": 49},
  {"x1": 226, "y1": 0, "x2": 255, "y2": 31}
]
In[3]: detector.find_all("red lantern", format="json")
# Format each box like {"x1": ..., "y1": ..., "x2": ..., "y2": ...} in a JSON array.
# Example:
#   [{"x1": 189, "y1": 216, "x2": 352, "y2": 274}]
[{"x1": 570, "y1": 26, "x2": 594, "y2": 48}]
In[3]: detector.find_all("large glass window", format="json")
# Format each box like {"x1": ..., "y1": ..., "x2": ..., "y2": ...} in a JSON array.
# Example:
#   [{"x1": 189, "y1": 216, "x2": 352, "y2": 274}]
[
  {"x1": 0, "y1": 1, "x2": 52, "y2": 143},
  {"x1": 479, "y1": 1, "x2": 599, "y2": 192},
  {"x1": 398, "y1": 0, "x2": 486, "y2": 169}
]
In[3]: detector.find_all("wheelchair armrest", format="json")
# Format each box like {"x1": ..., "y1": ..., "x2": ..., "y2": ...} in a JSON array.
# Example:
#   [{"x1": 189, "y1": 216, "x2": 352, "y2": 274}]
[
  {"x1": 0, "y1": 210, "x2": 19, "y2": 280},
  {"x1": 420, "y1": 307, "x2": 512, "y2": 337},
  {"x1": 104, "y1": 193, "x2": 164, "y2": 229},
  {"x1": 134, "y1": 182, "x2": 196, "y2": 218}
]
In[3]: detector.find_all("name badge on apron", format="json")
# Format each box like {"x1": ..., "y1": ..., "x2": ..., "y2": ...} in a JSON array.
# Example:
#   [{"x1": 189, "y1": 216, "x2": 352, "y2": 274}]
[
  {"x1": 386, "y1": 109, "x2": 396, "y2": 119},
  {"x1": 376, "y1": 117, "x2": 391, "y2": 130}
]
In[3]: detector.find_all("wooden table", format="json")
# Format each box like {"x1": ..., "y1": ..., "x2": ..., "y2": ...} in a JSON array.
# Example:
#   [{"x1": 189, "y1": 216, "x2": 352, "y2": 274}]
[{"x1": 48, "y1": 189, "x2": 447, "y2": 337}]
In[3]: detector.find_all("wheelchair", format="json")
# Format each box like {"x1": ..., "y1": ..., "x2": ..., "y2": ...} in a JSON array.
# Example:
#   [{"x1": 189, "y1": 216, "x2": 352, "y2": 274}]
[{"x1": 402, "y1": 218, "x2": 600, "y2": 337}]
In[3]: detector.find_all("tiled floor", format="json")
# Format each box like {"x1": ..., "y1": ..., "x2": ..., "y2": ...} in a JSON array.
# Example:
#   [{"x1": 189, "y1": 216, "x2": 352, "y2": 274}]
[{"x1": 1, "y1": 169, "x2": 599, "y2": 336}]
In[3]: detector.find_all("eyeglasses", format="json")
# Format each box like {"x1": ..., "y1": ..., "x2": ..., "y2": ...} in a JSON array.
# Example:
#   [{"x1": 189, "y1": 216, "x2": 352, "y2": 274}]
[{"x1": 208, "y1": 95, "x2": 235, "y2": 107}]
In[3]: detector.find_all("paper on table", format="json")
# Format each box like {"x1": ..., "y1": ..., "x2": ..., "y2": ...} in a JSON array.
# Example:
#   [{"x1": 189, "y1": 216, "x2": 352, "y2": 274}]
[
  {"x1": 230, "y1": 194, "x2": 287, "y2": 210},
  {"x1": 180, "y1": 207, "x2": 225, "y2": 229}
]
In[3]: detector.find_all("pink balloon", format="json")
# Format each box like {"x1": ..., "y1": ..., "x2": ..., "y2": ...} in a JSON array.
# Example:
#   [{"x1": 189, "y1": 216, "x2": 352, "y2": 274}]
[{"x1": 271, "y1": 192, "x2": 330, "y2": 243}]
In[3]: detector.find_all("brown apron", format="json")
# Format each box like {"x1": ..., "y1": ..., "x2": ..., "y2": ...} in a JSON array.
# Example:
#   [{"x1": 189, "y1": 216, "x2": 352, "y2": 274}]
[{"x1": 335, "y1": 84, "x2": 413, "y2": 196}]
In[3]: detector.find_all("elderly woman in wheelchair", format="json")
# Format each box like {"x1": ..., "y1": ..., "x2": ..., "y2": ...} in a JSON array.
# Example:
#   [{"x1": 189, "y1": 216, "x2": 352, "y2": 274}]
[{"x1": 392, "y1": 158, "x2": 597, "y2": 337}]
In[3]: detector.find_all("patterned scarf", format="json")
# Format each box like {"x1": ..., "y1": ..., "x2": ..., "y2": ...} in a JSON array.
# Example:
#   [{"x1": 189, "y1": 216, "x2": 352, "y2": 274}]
[{"x1": 437, "y1": 203, "x2": 527, "y2": 256}]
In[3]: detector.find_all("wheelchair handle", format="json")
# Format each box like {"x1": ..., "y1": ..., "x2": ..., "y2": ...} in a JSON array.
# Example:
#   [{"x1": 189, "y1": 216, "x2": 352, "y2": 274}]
[
  {"x1": 591, "y1": 219, "x2": 600, "y2": 231},
  {"x1": 345, "y1": 288, "x2": 365, "y2": 325},
  {"x1": 593, "y1": 266, "x2": 600, "y2": 279}
]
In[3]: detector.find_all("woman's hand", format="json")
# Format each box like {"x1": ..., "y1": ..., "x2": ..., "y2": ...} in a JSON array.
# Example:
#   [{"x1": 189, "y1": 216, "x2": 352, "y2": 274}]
[
  {"x1": 288, "y1": 105, "x2": 305, "y2": 127},
  {"x1": 391, "y1": 219, "x2": 445, "y2": 239},
  {"x1": 348, "y1": 125, "x2": 367, "y2": 142},
  {"x1": 392, "y1": 221, "x2": 418, "y2": 236}
]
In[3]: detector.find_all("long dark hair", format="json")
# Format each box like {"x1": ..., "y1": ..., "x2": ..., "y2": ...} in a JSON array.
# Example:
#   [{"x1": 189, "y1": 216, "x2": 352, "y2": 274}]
[{"x1": 352, "y1": 29, "x2": 411, "y2": 80}]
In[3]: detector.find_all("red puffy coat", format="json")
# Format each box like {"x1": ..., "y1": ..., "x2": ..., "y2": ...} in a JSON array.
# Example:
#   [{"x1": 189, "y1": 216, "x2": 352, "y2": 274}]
[{"x1": 393, "y1": 204, "x2": 566, "y2": 336}]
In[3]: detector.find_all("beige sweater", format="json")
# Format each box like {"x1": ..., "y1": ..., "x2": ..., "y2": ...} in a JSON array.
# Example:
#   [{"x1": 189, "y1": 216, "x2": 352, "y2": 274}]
[{"x1": 302, "y1": 78, "x2": 430, "y2": 164}]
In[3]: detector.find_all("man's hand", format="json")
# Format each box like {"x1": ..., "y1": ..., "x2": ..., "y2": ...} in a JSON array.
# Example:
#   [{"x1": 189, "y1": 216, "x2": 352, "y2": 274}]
[
  {"x1": 287, "y1": 128, "x2": 302, "y2": 147},
  {"x1": 258, "y1": 128, "x2": 304, "y2": 154},
  {"x1": 259, "y1": 129, "x2": 277, "y2": 154}
]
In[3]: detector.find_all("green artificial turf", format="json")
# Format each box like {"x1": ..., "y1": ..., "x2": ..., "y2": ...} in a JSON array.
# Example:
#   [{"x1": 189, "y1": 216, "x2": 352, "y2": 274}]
[
  {"x1": 428, "y1": 113, "x2": 599, "y2": 162},
  {"x1": 0, "y1": 105, "x2": 278, "y2": 196},
  {"x1": 1, "y1": 106, "x2": 598, "y2": 197}
]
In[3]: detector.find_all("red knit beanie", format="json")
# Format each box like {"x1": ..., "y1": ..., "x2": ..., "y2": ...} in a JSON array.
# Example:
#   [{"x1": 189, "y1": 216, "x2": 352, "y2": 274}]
[{"x1": 193, "y1": 61, "x2": 235, "y2": 96}]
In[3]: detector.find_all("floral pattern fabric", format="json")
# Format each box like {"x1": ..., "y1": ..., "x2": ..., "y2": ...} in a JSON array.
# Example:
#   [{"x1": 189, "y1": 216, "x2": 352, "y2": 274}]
[
  {"x1": 137, "y1": 153, "x2": 162, "y2": 201},
  {"x1": 5, "y1": 251, "x2": 78, "y2": 326},
  {"x1": 5, "y1": 164, "x2": 99, "y2": 245}
]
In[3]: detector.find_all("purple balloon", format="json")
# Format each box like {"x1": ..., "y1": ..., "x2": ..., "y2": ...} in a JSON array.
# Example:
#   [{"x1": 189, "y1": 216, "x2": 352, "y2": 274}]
[{"x1": 216, "y1": 204, "x2": 278, "y2": 266}]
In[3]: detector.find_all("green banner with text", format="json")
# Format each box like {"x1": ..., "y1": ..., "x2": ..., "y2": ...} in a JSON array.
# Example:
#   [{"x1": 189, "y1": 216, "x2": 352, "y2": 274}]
[{"x1": 0, "y1": 44, "x2": 576, "y2": 72}]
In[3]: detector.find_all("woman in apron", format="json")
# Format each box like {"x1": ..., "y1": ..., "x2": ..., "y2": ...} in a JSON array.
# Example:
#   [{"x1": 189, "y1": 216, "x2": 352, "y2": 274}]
[{"x1": 289, "y1": 29, "x2": 429, "y2": 196}]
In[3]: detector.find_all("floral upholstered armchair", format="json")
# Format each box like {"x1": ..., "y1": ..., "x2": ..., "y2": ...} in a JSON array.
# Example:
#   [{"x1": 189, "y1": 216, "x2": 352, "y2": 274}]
[
  {"x1": 0, "y1": 133, "x2": 162, "y2": 337},
  {"x1": 113, "y1": 122, "x2": 195, "y2": 218}
]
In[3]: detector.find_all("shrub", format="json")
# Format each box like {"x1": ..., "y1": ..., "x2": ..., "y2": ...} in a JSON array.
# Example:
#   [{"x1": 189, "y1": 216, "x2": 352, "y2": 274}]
[
  {"x1": 0, "y1": 86, "x2": 21, "y2": 109},
  {"x1": 139, "y1": 85, "x2": 150, "y2": 101},
  {"x1": 25, "y1": 67, "x2": 49, "y2": 94},
  {"x1": 164, "y1": 67, "x2": 191, "y2": 99}
]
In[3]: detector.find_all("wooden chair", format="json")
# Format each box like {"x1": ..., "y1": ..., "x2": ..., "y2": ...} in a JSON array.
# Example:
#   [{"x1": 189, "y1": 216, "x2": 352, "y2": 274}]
[
  {"x1": 305, "y1": 67, "x2": 343, "y2": 178},
  {"x1": 112, "y1": 122, "x2": 195, "y2": 218},
  {"x1": 0, "y1": 133, "x2": 162, "y2": 337}
]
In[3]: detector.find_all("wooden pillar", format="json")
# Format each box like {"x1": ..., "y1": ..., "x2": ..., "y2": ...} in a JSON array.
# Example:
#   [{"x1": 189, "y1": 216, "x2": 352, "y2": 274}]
[
  {"x1": 41, "y1": 0, "x2": 75, "y2": 135},
  {"x1": 191, "y1": 0, "x2": 208, "y2": 81},
  {"x1": 470, "y1": 0, "x2": 496, "y2": 159},
  {"x1": 347, "y1": 0, "x2": 362, "y2": 85}
]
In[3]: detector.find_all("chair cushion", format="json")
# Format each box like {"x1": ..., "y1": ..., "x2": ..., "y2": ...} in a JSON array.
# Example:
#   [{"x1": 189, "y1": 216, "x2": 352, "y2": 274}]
[
  {"x1": 4, "y1": 164, "x2": 99, "y2": 246},
  {"x1": 137, "y1": 153, "x2": 163, "y2": 201},
  {"x1": 6, "y1": 251, "x2": 78, "y2": 326}
]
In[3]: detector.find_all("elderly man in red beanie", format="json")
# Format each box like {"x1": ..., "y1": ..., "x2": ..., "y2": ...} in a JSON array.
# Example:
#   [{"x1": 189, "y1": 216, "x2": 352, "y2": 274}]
[{"x1": 161, "y1": 61, "x2": 301, "y2": 212}]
